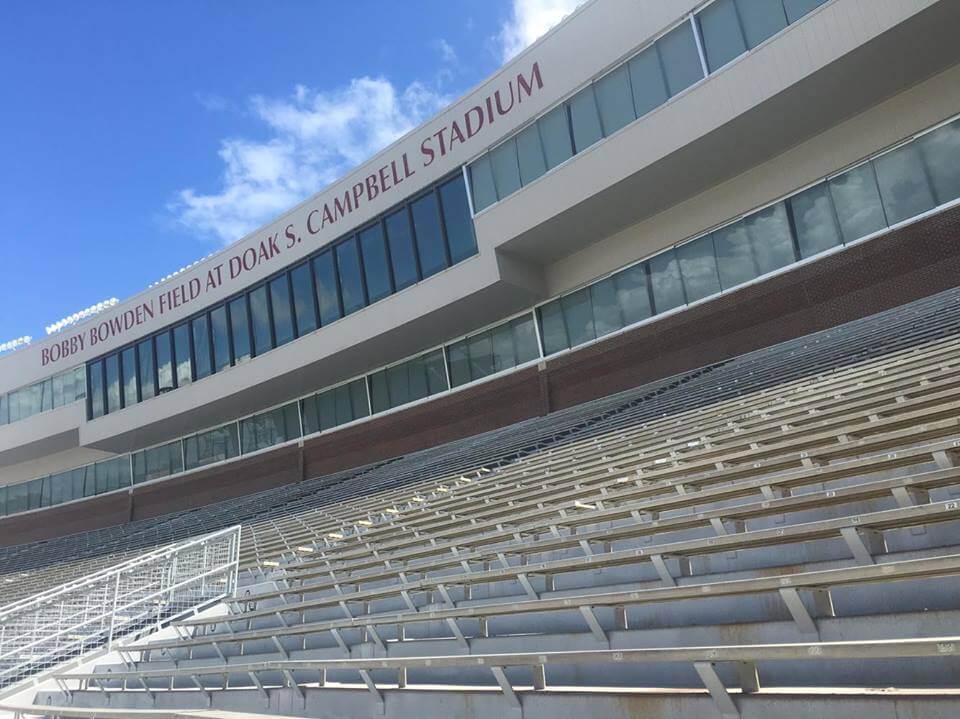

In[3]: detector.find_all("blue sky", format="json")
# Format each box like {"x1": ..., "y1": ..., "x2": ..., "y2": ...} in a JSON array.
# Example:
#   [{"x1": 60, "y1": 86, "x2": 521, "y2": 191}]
[{"x1": 0, "y1": 0, "x2": 581, "y2": 347}]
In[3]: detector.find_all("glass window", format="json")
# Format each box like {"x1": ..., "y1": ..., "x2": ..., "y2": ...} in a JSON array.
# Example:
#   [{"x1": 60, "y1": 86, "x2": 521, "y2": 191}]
[
  {"x1": 590, "y1": 277, "x2": 623, "y2": 338},
  {"x1": 447, "y1": 340, "x2": 470, "y2": 387},
  {"x1": 424, "y1": 350, "x2": 448, "y2": 395},
  {"x1": 516, "y1": 123, "x2": 547, "y2": 186},
  {"x1": 411, "y1": 191, "x2": 448, "y2": 278},
  {"x1": 359, "y1": 223, "x2": 393, "y2": 303},
  {"x1": 783, "y1": 0, "x2": 829, "y2": 24},
  {"x1": 595, "y1": 64, "x2": 636, "y2": 136},
  {"x1": 229, "y1": 296, "x2": 252, "y2": 364},
  {"x1": 335, "y1": 237, "x2": 366, "y2": 315},
  {"x1": 713, "y1": 221, "x2": 756, "y2": 289},
  {"x1": 385, "y1": 209, "x2": 419, "y2": 290},
  {"x1": 468, "y1": 331, "x2": 495, "y2": 380},
  {"x1": 569, "y1": 86, "x2": 603, "y2": 152},
  {"x1": 648, "y1": 251, "x2": 685, "y2": 314},
  {"x1": 6, "y1": 482, "x2": 27, "y2": 515},
  {"x1": 312, "y1": 251, "x2": 342, "y2": 325},
  {"x1": 240, "y1": 402, "x2": 300, "y2": 453},
  {"x1": 387, "y1": 362, "x2": 411, "y2": 407},
  {"x1": 155, "y1": 331, "x2": 174, "y2": 393},
  {"x1": 173, "y1": 323, "x2": 192, "y2": 387},
  {"x1": 790, "y1": 182, "x2": 842, "y2": 258},
  {"x1": 698, "y1": 0, "x2": 747, "y2": 72},
  {"x1": 289, "y1": 263, "x2": 318, "y2": 337},
  {"x1": 438, "y1": 177, "x2": 477, "y2": 264},
  {"x1": 736, "y1": 0, "x2": 787, "y2": 49},
  {"x1": 658, "y1": 20, "x2": 704, "y2": 95},
  {"x1": 491, "y1": 323, "x2": 517, "y2": 374},
  {"x1": 369, "y1": 371, "x2": 390, "y2": 414},
  {"x1": 629, "y1": 45, "x2": 668, "y2": 118},
  {"x1": 469, "y1": 154, "x2": 498, "y2": 212},
  {"x1": 333, "y1": 384, "x2": 352, "y2": 425},
  {"x1": 490, "y1": 138, "x2": 522, "y2": 199},
  {"x1": 677, "y1": 234, "x2": 721, "y2": 302},
  {"x1": 39, "y1": 379, "x2": 53, "y2": 413},
  {"x1": 349, "y1": 379, "x2": 369, "y2": 419},
  {"x1": 513, "y1": 314, "x2": 540, "y2": 365},
  {"x1": 137, "y1": 338, "x2": 156, "y2": 400},
  {"x1": 88, "y1": 360, "x2": 105, "y2": 418},
  {"x1": 917, "y1": 119, "x2": 960, "y2": 205},
  {"x1": 184, "y1": 423, "x2": 240, "y2": 470},
  {"x1": 539, "y1": 300, "x2": 569, "y2": 355},
  {"x1": 104, "y1": 353, "x2": 121, "y2": 414},
  {"x1": 52, "y1": 373, "x2": 65, "y2": 408},
  {"x1": 539, "y1": 104, "x2": 574, "y2": 170},
  {"x1": 249, "y1": 285, "x2": 273, "y2": 356},
  {"x1": 828, "y1": 163, "x2": 888, "y2": 242},
  {"x1": 873, "y1": 145, "x2": 936, "y2": 226},
  {"x1": 269, "y1": 275, "x2": 295, "y2": 346},
  {"x1": 121, "y1": 347, "x2": 137, "y2": 407},
  {"x1": 746, "y1": 201, "x2": 796, "y2": 275},
  {"x1": 0, "y1": 393, "x2": 8, "y2": 426},
  {"x1": 306, "y1": 380, "x2": 370, "y2": 431},
  {"x1": 614, "y1": 264, "x2": 652, "y2": 326},
  {"x1": 133, "y1": 440, "x2": 183, "y2": 484},
  {"x1": 95, "y1": 457, "x2": 130, "y2": 495},
  {"x1": 561, "y1": 287, "x2": 596, "y2": 348},
  {"x1": 210, "y1": 305, "x2": 232, "y2": 372},
  {"x1": 74, "y1": 366, "x2": 86, "y2": 401},
  {"x1": 192, "y1": 314, "x2": 213, "y2": 379}
]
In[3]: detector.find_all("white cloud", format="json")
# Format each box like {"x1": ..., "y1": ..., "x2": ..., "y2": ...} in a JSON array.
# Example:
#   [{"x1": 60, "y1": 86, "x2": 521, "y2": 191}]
[
  {"x1": 497, "y1": 0, "x2": 586, "y2": 63},
  {"x1": 172, "y1": 77, "x2": 450, "y2": 245}
]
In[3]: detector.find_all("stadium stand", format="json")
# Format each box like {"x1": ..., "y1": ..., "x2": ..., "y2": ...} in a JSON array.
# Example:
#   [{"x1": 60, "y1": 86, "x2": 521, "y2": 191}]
[{"x1": 1, "y1": 286, "x2": 960, "y2": 716}]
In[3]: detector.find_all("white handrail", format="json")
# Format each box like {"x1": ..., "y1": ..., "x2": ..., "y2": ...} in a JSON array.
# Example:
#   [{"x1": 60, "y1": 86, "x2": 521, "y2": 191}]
[{"x1": 0, "y1": 526, "x2": 240, "y2": 695}]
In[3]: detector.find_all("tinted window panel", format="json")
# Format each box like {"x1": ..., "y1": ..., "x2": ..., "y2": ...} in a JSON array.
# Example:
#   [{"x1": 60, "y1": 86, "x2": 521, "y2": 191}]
[
  {"x1": 490, "y1": 138, "x2": 522, "y2": 199},
  {"x1": 539, "y1": 300, "x2": 568, "y2": 355},
  {"x1": 104, "y1": 354, "x2": 121, "y2": 413},
  {"x1": 269, "y1": 275, "x2": 295, "y2": 346},
  {"x1": 89, "y1": 360, "x2": 105, "y2": 418},
  {"x1": 210, "y1": 305, "x2": 232, "y2": 372},
  {"x1": 438, "y1": 177, "x2": 477, "y2": 263},
  {"x1": 746, "y1": 201, "x2": 795, "y2": 275},
  {"x1": 468, "y1": 332, "x2": 495, "y2": 380},
  {"x1": 469, "y1": 155, "x2": 498, "y2": 212},
  {"x1": 184, "y1": 424, "x2": 239, "y2": 470},
  {"x1": 229, "y1": 296, "x2": 252, "y2": 363},
  {"x1": 312, "y1": 251, "x2": 342, "y2": 325},
  {"x1": 249, "y1": 285, "x2": 273, "y2": 356},
  {"x1": 387, "y1": 363, "x2": 410, "y2": 407},
  {"x1": 698, "y1": 0, "x2": 746, "y2": 71},
  {"x1": 917, "y1": 119, "x2": 960, "y2": 205},
  {"x1": 790, "y1": 183, "x2": 842, "y2": 258},
  {"x1": 350, "y1": 379, "x2": 369, "y2": 419},
  {"x1": 370, "y1": 372, "x2": 390, "y2": 413},
  {"x1": 448, "y1": 341, "x2": 470, "y2": 387},
  {"x1": 424, "y1": 350, "x2": 448, "y2": 394},
  {"x1": 873, "y1": 145, "x2": 936, "y2": 225},
  {"x1": 736, "y1": 0, "x2": 787, "y2": 48},
  {"x1": 569, "y1": 86, "x2": 603, "y2": 152},
  {"x1": 677, "y1": 235, "x2": 721, "y2": 301},
  {"x1": 385, "y1": 209, "x2": 419, "y2": 290},
  {"x1": 783, "y1": 0, "x2": 828, "y2": 23},
  {"x1": 614, "y1": 264, "x2": 652, "y2": 325},
  {"x1": 491, "y1": 323, "x2": 518, "y2": 373},
  {"x1": 173, "y1": 323, "x2": 192, "y2": 386},
  {"x1": 513, "y1": 314, "x2": 540, "y2": 365},
  {"x1": 629, "y1": 45, "x2": 668, "y2": 118},
  {"x1": 155, "y1": 331, "x2": 174, "y2": 393},
  {"x1": 289, "y1": 263, "x2": 318, "y2": 336},
  {"x1": 335, "y1": 237, "x2": 366, "y2": 315},
  {"x1": 648, "y1": 250, "x2": 686, "y2": 313},
  {"x1": 828, "y1": 163, "x2": 888, "y2": 242},
  {"x1": 590, "y1": 277, "x2": 623, "y2": 338},
  {"x1": 121, "y1": 347, "x2": 138, "y2": 407},
  {"x1": 713, "y1": 221, "x2": 757, "y2": 289},
  {"x1": 359, "y1": 224, "x2": 392, "y2": 303},
  {"x1": 561, "y1": 288, "x2": 596, "y2": 347},
  {"x1": 658, "y1": 20, "x2": 704, "y2": 95},
  {"x1": 138, "y1": 339, "x2": 156, "y2": 400},
  {"x1": 411, "y1": 192, "x2": 448, "y2": 278},
  {"x1": 539, "y1": 105, "x2": 574, "y2": 170},
  {"x1": 192, "y1": 314, "x2": 213, "y2": 379},
  {"x1": 516, "y1": 123, "x2": 547, "y2": 185},
  {"x1": 595, "y1": 64, "x2": 636, "y2": 136},
  {"x1": 133, "y1": 441, "x2": 183, "y2": 484},
  {"x1": 241, "y1": 402, "x2": 300, "y2": 453}
]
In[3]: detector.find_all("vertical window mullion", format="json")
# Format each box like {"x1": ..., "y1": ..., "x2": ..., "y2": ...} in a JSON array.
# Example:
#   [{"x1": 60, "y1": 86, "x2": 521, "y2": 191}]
[
  {"x1": 245, "y1": 292, "x2": 256, "y2": 358},
  {"x1": 433, "y1": 188, "x2": 454, "y2": 269},
  {"x1": 225, "y1": 300, "x2": 236, "y2": 366},
  {"x1": 287, "y1": 270, "x2": 300, "y2": 338},
  {"x1": 379, "y1": 218, "x2": 397, "y2": 295},
  {"x1": 330, "y1": 244, "x2": 346, "y2": 317},
  {"x1": 405, "y1": 203, "x2": 424, "y2": 281},
  {"x1": 690, "y1": 14, "x2": 710, "y2": 78}
]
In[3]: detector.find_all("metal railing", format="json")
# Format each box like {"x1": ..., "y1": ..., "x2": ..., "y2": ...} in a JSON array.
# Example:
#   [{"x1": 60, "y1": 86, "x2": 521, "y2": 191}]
[{"x1": 0, "y1": 525, "x2": 240, "y2": 694}]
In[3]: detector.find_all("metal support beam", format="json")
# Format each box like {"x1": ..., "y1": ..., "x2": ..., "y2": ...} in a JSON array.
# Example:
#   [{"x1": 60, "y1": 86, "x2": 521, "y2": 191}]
[
  {"x1": 738, "y1": 661, "x2": 760, "y2": 694},
  {"x1": 490, "y1": 666, "x2": 522, "y2": 712},
  {"x1": 840, "y1": 527, "x2": 885, "y2": 565},
  {"x1": 532, "y1": 664, "x2": 546, "y2": 691},
  {"x1": 358, "y1": 669, "x2": 385, "y2": 714},
  {"x1": 778, "y1": 587, "x2": 818, "y2": 635},
  {"x1": 517, "y1": 573, "x2": 539, "y2": 599},
  {"x1": 446, "y1": 617, "x2": 469, "y2": 648},
  {"x1": 579, "y1": 605, "x2": 608, "y2": 643},
  {"x1": 693, "y1": 662, "x2": 739, "y2": 718}
]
